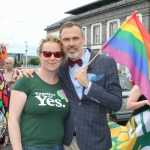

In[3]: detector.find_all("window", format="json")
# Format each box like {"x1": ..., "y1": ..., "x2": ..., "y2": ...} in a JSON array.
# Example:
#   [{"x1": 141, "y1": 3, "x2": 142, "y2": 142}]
[
  {"x1": 137, "y1": 13, "x2": 142, "y2": 22},
  {"x1": 110, "y1": 21, "x2": 118, "y2": 36},
  {"x1": 82, "y1": 26, "x2": 87, "y2": 46},
  {"x1": 91, "y1": 23, "x2": 102, "y2": 45},
  {"x1": 94, "y1": 25, "x2": 100, "y2": 44},
  {"x1": 107, "y1": 19, "x2": 120, "y2": 40}
]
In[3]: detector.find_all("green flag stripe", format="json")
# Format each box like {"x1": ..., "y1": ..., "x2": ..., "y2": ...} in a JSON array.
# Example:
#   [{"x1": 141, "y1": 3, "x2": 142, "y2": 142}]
[{"x1": 115, "y1": 30, "x2": 147, "y2": 60}]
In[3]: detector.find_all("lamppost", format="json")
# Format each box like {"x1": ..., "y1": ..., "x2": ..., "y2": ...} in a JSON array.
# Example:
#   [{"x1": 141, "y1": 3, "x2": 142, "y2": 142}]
[{"x1": 25, "y1": 41, "x2": 28, "y2": 67}]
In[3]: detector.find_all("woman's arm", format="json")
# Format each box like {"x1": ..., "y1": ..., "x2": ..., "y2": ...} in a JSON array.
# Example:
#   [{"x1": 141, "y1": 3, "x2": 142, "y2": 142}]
[
  {"x1": 8, "y1": 90, "x2": 27, "y2": 150},
  {"x1": 126, "y1": 85, "x2": 149, "y2": 110}
]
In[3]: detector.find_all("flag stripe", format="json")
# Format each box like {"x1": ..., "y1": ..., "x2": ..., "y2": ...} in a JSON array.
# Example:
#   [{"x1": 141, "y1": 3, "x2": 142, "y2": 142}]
[
  {"x1": 127, "y1": 18, "x2": 138, "y2": 28},
  {"x1": 121, "y1": 23, "x2": 143, "y2": 42},
  {"x1": 122, "y1": 15, "x2": 150, "y2": 62},
  {"x1": 115, "y1": 30, "x2": 147, "y2": 59},
  {"x1": 142, "y1": 38, "x2": 150, "y2": 63},
  {"x1": 134, "y1": 15, "x2": 150, "y2": 62},
  {"x1": 134, "y1": 15, "x2": 150, "y2": 45},
  {"x1": 103, "y1": 44, "x2": 150, "y2": 100},
  {"x1": 107, "y1": 36, "x2": 148, "y2": 78}
]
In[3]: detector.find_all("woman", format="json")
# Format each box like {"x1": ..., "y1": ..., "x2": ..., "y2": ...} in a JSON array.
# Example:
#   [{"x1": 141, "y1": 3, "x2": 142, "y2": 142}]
[
  {"x1": 2, "y1": 57, "x2": 21, "y2": 147},
  {"x1": 0, "y1": 42, "x2": 9, "y2": 149},
  {"x1": 126, "y1": 85, "x2": 150, "y2": 116},
  {"x1": 3, "y1": 57, "x2": 21, "y2": 91},
  {"x1": 8, "y1": 35, "x2": 70, "y2": 150}
]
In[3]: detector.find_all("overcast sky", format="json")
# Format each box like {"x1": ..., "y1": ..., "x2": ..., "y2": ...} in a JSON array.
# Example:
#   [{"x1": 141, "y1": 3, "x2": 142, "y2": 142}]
[{"x1": 0, "y1": 0, "x2": 95, "y2": 56}]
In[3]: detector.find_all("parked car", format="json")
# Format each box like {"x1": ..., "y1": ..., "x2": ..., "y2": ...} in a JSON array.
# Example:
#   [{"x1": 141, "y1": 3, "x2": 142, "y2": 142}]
[{"x1": 117, "y1": 74, "x2": 133, "y2": 122}]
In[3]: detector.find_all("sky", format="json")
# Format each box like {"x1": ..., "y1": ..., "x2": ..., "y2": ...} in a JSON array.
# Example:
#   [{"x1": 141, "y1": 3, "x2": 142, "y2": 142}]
[{"x1": 0, "y1": 0, "x2": 95, "y2": 56}]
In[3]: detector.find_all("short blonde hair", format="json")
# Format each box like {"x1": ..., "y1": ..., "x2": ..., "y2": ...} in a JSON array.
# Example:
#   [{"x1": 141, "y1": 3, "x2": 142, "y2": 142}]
[
  {"x1": 6, "y1": 57, "x2": 14, "y2": 65},
  {"x1": 37, "y1": 34, "x2": 65, "y2": 59}
]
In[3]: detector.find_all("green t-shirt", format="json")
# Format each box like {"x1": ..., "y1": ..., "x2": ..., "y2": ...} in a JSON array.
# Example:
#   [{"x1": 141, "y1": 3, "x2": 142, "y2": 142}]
[{"x1": 13, "y1": 73, "x2": 70, "y2": 147}]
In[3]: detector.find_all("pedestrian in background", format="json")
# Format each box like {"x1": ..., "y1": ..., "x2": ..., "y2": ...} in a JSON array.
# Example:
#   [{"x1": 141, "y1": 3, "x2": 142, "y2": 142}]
[
  {"x1": 126, "y1": 85, "x2": 150, "y2": 116},
  {"x1": 0, "y1": 43, "x2": 9, "y2": 149},
  {"x1": 121, "y1": 71, "x2": 127, "y2": 76},
  {"x1": 3, "y1": 57, "x2": 21, "y2": 91},
  {"x1": 2, "y1": 57, "x2": 21, "y2": 147}
]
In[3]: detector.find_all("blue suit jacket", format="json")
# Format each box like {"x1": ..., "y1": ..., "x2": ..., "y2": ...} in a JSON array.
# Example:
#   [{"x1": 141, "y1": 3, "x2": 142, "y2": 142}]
[{"x1": 58, "y1": 49, "x2": 122, "y2": 150}]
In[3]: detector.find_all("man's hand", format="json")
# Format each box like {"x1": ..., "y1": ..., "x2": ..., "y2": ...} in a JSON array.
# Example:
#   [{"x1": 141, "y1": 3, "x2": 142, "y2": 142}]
[
  {"x1": 19, "y1": 69, "x2": 35, "y2": 79},
  {"x1": 74, "y1": 67, "x2": 89, "y2": 88}
]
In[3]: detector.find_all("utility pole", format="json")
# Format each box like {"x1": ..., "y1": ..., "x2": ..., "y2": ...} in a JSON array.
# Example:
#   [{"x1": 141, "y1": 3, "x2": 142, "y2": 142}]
[{"x1": 25, "y1": 41, "x2": 28, "y2": 67}]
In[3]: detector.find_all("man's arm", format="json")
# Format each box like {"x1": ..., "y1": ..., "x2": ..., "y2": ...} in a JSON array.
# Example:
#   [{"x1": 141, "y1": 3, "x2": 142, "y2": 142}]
[
  {"x1": 88, "y1": 57, "x2": 122, "y2": 111},
  {"x1": 74, "y1": 57, "x2": 122, "y2": 112}
]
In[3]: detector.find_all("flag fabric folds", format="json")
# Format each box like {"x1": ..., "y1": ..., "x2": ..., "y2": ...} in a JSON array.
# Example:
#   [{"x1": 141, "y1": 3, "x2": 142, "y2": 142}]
[
  {"x1": 108, "y1": 108, "x2": 150, "y2": 150},
  {"x1": 102, "y1": 11, "x2": 150, "y2": 101}
]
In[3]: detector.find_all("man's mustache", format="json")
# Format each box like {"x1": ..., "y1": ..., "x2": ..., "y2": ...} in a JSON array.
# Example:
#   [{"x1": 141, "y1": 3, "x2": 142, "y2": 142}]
[{"x1": 67, "y1": 46, "x2": 77, "y2": 50}]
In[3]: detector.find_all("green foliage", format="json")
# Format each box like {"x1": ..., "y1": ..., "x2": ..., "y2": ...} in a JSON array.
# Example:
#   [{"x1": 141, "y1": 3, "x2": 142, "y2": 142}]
[
  {"x1": 16, "y1": 62, "x2": 22, "y2": 67},
  {"x1": 14, "y1": 61, "x2": 22, "y2": 67},
  {"x1": 28, "y1": 57, "x2": 40, "y2": 65}
]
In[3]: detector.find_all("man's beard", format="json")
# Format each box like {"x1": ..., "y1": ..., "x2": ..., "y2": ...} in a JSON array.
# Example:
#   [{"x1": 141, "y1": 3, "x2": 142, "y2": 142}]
[{"x1": 66, "y1": 47, "x2": 82, "y2": 59}]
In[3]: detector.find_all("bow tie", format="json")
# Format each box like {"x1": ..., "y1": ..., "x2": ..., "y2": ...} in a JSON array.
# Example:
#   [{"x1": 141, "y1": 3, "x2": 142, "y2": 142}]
[{"x1": 69, "y1": 59, "x2": 83, "y2": 67}]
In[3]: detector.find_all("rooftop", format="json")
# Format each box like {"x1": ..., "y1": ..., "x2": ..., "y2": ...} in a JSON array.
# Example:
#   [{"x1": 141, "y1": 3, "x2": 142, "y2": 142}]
[{"x1": 64, "y1": 0, "x2": 121, "y2": 15}]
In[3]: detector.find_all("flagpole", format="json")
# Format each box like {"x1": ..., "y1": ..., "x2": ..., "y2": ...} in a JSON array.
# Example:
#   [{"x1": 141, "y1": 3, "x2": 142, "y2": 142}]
[{"x1": 85, "y1": 49, "x2": 101, "y2": 68}]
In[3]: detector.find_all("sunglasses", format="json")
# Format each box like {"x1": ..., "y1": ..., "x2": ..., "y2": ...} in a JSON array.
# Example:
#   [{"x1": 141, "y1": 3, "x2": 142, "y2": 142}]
[{"x1": 42, "y1": 51, "x2": 63, "y2": 58}]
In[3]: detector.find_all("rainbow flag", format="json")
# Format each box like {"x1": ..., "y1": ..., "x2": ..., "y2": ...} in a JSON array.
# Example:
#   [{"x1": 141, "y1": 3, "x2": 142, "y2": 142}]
[{"x1": 102, "y1": 11, "x2": 150, "y2": 101}]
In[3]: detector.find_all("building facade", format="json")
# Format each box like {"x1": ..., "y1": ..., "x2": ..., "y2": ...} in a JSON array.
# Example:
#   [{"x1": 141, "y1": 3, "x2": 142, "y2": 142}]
[
  {"x1": 44, "y1": 0, "x2": 150, "y2": 73},
  {"x1": 7, "y1": 53, "x2": 38, "y2": 66}
]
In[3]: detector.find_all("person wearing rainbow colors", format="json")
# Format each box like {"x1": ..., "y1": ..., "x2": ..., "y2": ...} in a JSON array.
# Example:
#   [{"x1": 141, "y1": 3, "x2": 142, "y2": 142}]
[{"x1": 0, "y1": 42, "x2": 9, "y2": 149}]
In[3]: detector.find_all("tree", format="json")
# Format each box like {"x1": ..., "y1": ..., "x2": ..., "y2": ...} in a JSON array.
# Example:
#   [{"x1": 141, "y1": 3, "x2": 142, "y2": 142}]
[{"x1": 28, "y1": 57, "x2": 40, "y2": 65}]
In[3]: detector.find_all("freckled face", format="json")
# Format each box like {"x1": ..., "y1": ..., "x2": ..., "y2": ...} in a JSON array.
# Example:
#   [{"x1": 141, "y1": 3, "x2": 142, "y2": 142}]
[{"x1": 40, "y1": 41, "x2": 62, "y2": 72}]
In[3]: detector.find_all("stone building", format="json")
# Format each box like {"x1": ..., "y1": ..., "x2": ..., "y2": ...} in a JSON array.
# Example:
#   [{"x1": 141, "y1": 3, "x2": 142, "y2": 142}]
[
  {"x1": 7, "y1": 53, "x2": 38, "y2": 66},
  {"x1": 44, "y1": 0, "x2": 150, "y2": 73}
]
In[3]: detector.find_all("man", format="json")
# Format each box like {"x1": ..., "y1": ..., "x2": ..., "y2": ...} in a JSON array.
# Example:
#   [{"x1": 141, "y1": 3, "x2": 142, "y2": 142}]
[
  {"x1": 3, "y1": 57, "x2": 21, "y2": 91},
  {"x1": 58, "y1": 21, "x2": 122, "y2": 150},
  {"x1": 23, "y1": 21, "x2": 122, "y2": 150}
]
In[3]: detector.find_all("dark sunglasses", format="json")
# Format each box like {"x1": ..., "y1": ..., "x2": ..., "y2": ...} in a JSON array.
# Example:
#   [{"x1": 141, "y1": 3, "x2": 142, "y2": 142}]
[{"x1": 42, "y1": 51, "x2": 63, "y2": 58}]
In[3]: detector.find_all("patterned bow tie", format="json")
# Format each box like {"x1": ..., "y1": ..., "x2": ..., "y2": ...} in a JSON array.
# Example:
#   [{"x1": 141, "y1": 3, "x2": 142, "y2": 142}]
[{"x1": 69, "y1": 59, "x2": 83, "y2": 67}]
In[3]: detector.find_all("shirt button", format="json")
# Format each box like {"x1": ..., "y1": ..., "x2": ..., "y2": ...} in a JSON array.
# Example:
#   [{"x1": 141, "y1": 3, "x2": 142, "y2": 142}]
[
  {"x1": 78, "y1": 102, "x2": 81, "y2": 105},
  {"x1": 74, "y1": 117, "x2": 77, "y2": 120}
]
